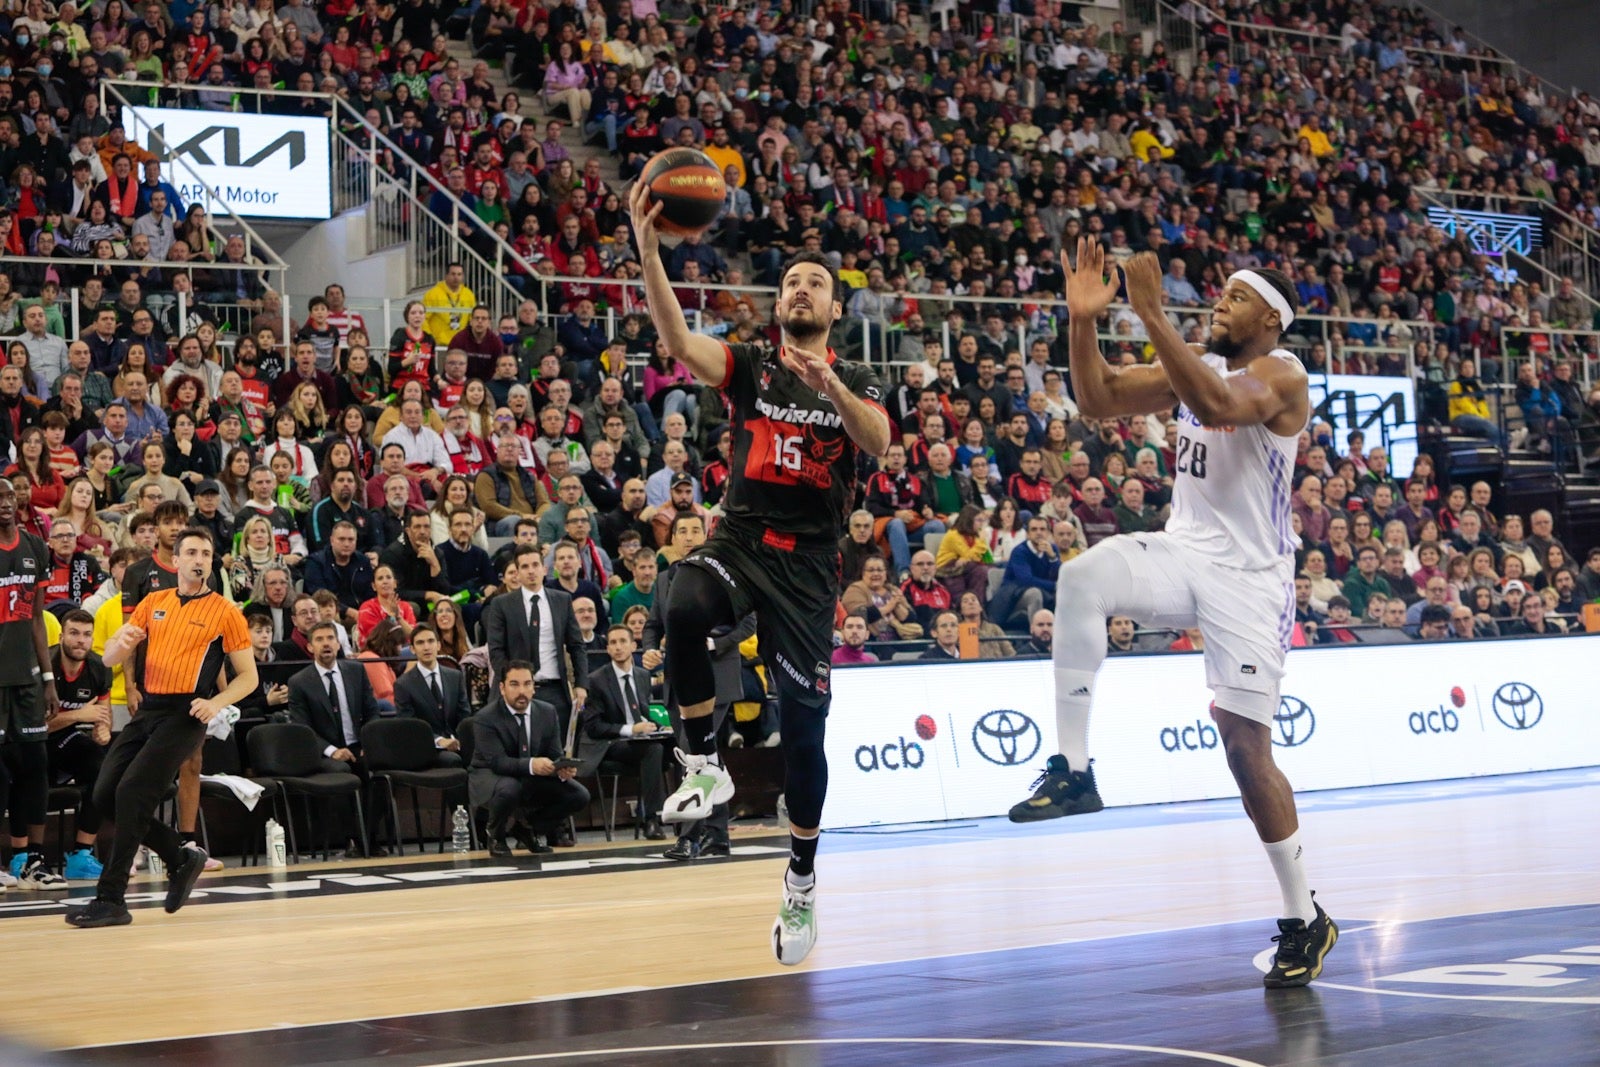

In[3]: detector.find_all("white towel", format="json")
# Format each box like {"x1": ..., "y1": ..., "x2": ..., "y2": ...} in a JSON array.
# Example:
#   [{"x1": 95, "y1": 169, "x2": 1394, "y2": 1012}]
[
  {"x1": 200, "y1": 773, "x2": 266, "y2": 811},
  {"x1": 206, "y1": 705, "x2": 242, "y2": 740}
]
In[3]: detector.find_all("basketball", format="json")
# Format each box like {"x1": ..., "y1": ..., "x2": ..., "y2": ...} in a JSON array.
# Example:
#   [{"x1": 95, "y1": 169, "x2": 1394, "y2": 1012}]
[{"x1": 641, "y1": 148, "x2": 727, "y2": 236}]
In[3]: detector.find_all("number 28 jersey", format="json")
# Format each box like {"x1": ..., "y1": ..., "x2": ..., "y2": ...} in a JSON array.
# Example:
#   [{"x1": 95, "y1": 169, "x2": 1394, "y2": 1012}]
[
  {"x1": 716, "y1": 342, "x2": 887, "y2": 550},
  {"x1": 1165, "y1": 349, "x2": 1302, "y2": 572}
]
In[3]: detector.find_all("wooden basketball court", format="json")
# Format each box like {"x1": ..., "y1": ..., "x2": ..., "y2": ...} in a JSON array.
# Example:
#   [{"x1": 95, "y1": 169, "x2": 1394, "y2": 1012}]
[{"x1": 3, "y1": 768, "x2": 1598, "y2": 1065}]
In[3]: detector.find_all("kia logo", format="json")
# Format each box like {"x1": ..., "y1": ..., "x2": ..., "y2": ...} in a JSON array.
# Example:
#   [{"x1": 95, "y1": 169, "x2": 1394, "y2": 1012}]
[
  {"x1": 1273, "y1": 696, "x2": 1316, "y2": 748},
  {"x1": 1491, "y1": 682, "x2": 1543, "y2": 731},
  {"x1": 972, "y1": 709, "x2": 1041, "y2": 766}
]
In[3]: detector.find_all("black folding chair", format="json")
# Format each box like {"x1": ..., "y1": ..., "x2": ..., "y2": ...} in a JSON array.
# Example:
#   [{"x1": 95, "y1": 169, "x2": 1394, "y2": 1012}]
[
  {"x1": 246, "y1": 724, "x2": 368, "y2": 862},
  {"x1": 199, "y1": 736, "x2": 287, "y2": 867},
  {"x1": 361, "y1": 718, "x2": 471, "y2": 856}
]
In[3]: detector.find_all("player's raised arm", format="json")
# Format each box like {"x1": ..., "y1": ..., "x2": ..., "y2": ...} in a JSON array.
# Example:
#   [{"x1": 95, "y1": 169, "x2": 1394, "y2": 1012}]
[
  {"x1": 630, "y1": 182, "x2": 736, "y2": 387},
  {"x1": 1122, "y1": 252, "x2": 1305, "y2": 430},
  {"x1": 1065, "y1": 238, "x2": 1178, "y2": 420}
]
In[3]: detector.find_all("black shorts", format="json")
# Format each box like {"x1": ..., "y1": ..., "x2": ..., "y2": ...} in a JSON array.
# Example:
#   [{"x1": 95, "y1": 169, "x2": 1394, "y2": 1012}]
[
  {"x1": 683, "y1": 526, "x2": 839, "y2": 710},
  {"x1": 0, "y1": 682, "x2": 46, "y2": 745}
]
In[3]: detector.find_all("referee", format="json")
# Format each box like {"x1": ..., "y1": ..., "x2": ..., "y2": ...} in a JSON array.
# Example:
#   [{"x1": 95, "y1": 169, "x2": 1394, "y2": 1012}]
[{"x1": 66, "y1": 528, "x2": 257, "y2": 929}]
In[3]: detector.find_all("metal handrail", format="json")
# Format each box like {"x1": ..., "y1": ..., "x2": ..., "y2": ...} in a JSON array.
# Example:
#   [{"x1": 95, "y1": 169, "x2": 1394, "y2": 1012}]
[{"x1": 98, "y1": 79, "x2": 290, "y2": 271}]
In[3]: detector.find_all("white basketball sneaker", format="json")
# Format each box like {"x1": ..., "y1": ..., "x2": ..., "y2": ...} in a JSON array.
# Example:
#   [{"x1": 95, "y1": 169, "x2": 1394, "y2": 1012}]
[
  {"x1": 772, "y1": 873, "x2": 817, "y2": 966},
  {"x1": 661, "y1": 749, "x2": 734, "y2": 824}
]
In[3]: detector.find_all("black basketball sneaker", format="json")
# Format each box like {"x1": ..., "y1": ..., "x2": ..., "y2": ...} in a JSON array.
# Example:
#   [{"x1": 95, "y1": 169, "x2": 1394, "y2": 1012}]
[
  {"x1": 1264, "y1": 893, "x2": 1339, "y2": 988},
  {"x1": 1008, "y1": 756, "x2": 1104, "y2": 822}
]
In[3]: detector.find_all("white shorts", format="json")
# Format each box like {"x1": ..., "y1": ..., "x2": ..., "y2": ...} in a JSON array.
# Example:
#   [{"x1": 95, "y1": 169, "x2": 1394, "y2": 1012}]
[{"x1": 1084, "y1": 533, "x2": 1294, "y2": 726}]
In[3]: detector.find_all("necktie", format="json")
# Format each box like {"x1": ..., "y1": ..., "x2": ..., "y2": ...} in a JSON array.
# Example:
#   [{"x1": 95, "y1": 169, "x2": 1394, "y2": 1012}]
[
  {"x1": 326, "y1": 670, "x2": 354, "y2": 746},
  {"x1": 622, "y1": 672, "x2": 640, "y2": 727},
  {"x1": 429, "y1": 670, "x2": 444, "y2": 708},
  {"x1": 514, "y1": 711, "x2": 529, "y2": 754}
]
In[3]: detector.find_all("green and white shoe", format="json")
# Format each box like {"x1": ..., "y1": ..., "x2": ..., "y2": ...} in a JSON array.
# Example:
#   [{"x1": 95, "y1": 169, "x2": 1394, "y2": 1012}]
[
  {"x1": 772, "y1": 874, "x2": 817, "y2": 966},
  {"x1": 661, "y1": 749, "x2": 735, "y2": 824}
]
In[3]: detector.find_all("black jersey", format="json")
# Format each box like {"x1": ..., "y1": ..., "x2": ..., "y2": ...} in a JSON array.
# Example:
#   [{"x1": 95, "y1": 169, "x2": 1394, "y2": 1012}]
[
  {"x1": 717, "y1": 342, "x2": 887, "y2": 549},
  {"x1": 0, "y1": 530, "x2": 47, "y2": 687},
  {"x1": 123, "y1": 554, "x2": 224, "y2": 617},
  {"x1": 50, "y1": 649, "x2": 111, "y2": 713}
]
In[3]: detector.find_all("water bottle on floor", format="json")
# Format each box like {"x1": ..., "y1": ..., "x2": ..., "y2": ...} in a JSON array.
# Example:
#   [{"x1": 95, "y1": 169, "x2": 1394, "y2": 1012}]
[
  {"x1": 776, "y1": 793, "x2": 789, "y2": 831},
  {"x1": 266, "y1": 819, "x2": 288, "y2": 868},
  {"x1": 146, "y1": 848, "x2": 165, "y2": 878},
  {"x1": 452, "y1": 806, "x2": 471, "y2": 854}
]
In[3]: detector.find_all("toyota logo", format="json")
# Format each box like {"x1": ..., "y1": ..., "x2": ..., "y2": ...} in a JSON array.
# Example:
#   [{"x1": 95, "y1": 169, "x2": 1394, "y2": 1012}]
[
  {"x1": 1272, "y1": 696, "x2": 1316, "y2": 748},
  {"x1": 1491, "y1": 682, "x2": 1544, "y2": 731},
  {"x1": 972, "y1": 709, "x2": 1041, "y2": 766}
]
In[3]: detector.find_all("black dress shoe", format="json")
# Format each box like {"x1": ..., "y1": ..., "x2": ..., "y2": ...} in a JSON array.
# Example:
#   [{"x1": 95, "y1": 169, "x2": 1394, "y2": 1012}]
[
  {"x1": 698, "y1": 840, "x2": 731, "y2": 858},
  {"x1": 488, "y1": 837, "x2": 513, "y2": 858},
  {"x1": 525, "y1": 837, "x2": 554, "y2": 855},
  {"x1": 643, "y1": 817, "x2": 666, "y2": 841},
  {"x1": 663, "y1": 837, "x2": 700, "y2": 861},
  {"x1": 553, "y1": 827, "x2": 576, "y2": 848}
]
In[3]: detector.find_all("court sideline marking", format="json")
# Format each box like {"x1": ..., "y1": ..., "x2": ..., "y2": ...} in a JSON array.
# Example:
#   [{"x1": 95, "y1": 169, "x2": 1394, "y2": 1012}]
[{"x1": 415, "y1": 1037, "x2": 1271, "y2": 1067}]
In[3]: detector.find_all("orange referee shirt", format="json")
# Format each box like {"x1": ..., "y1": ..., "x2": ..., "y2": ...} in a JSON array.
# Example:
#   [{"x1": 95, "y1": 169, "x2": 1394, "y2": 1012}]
[{"x1": 129, "y1": 588, "x2": 250, "y2": 698}]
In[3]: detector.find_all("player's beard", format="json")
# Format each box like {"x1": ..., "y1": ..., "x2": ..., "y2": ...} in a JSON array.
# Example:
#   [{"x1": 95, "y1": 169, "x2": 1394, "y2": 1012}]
[
  {"x1": 1210, "y1": 330, "x2": 1246, "y2": 361},
  {"x1": 780, "y1": 304, "x2": 830, "y2": 345}
]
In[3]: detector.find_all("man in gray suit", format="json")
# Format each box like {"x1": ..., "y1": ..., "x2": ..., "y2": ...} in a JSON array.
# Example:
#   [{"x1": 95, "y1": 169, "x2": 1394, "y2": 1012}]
[
  {"x1": 580, "y1": 624, "x2": 670, "y2": 840},
  {"x1": 469, "y1": 661, "x2": 590, "y2": 856},
  {"x1": 393, "y1": 624, "x2": 471, "y2": 767},
  {"x1": 482, "y1": 544, "x2": 591, "y2": 745}
]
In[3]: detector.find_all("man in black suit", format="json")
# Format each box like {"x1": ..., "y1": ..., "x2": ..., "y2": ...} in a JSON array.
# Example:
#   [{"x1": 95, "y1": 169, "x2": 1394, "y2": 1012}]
[
  {"x1": 580, "y1": 625, "x2": 668, "y2": 840},
  {"x1": 393, "y1": 624, "x2": 470, "y2": 767},
  {"x1": 483, "y1": 543, "x2": 590, "y2": 744},
  {"x1": 469, "y1": 660, "x2": 590, "y2": 856},
  {"x1": 286, "y1": 621, "x2": 385, "y2": 855}
]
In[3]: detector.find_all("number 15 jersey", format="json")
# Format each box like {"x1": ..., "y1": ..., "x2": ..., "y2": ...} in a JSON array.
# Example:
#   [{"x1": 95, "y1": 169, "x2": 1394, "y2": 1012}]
[
  {"x1": 1165, "y1": 349, "x2": 1302, "y2": 572},
  {"x1": 716, "y1": 342, "x2": 887, "y2": 550}
]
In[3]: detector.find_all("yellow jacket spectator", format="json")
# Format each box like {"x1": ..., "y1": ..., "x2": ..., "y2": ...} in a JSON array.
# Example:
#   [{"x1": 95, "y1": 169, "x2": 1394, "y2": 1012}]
[
  {"x1": 1447, "y1": 378, "x2": 1491, "y2": 422},
  {"x1": 1297, "y1": 123, "x2": 1335, "y2": 158},
  {"x1": 1129, "y1": 127, "x2": 1173, "y2": 162},
  {"x1": 422, "y1": 265, "x2": 476, "y2": 349}
]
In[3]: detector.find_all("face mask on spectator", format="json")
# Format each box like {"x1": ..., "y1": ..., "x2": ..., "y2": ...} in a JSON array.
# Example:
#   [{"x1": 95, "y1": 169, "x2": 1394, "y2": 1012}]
[
  {"x1": 37, "y1": 63, "x2": 52, "y2": 77},
  {"x1": 15, "y1": 34, "x2": 29, "y2": 47}
]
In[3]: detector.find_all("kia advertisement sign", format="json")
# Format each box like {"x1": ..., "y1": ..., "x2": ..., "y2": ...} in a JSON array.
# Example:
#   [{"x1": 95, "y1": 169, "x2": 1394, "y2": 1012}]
[
  {"x1": 124, "y1": 107, "x2": 332, "y2": 220},
  {"x1": 821, "y1": 636, "x2": 1600, "y2": 829},
  {"x1": 1308, "y1": 372, "x2": 1417, "y2": 477}
]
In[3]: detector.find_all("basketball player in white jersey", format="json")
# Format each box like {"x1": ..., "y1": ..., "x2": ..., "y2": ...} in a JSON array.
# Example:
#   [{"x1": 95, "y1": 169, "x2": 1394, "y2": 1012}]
[{"x1": 1009, "y1": 240, "x2": 1338, "y2": 988}]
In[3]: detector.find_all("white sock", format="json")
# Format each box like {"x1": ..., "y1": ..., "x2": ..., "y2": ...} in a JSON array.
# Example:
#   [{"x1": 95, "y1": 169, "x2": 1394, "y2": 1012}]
[
  {"x1": 1262, "y1": 831, "x2": 1316, "y2": 923},
  {"x1": 1054, "y1": 667, "x2": 1095, "y2": 772},
  {"x1": 785, "y1": 867, "x2": 815, "y2": 892}
]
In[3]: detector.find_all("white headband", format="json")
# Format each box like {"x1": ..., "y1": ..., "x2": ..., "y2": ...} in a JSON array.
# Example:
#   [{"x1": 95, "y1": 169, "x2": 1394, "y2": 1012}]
[{"x1": 1230, "y1": 269, "x2": 1294, "y2": 330}]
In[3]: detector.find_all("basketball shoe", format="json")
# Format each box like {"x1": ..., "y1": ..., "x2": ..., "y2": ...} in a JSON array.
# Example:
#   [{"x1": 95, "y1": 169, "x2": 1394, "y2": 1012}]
[
  {"x1": 772, "y1": 874, "x2": 817, "y2": 965},
  {"x1": 1264, "y1": 894, "x2": 1339, "y2": 988},
  {"x1": 661, "y1": 749, "x2": 734, "y2": 824},
  {"x1": 13, "y1": 854, "x2": 67, "y2": 889},
  {"x1": 1008, "y1": 756, "x2": 1103, "y2": 822}
]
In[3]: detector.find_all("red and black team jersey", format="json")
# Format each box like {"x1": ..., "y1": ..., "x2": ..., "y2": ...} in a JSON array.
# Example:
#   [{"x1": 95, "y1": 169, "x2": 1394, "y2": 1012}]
[
  {"x1": 50, "y1": 648, "x2": 111, "y2": 714},
  {"x1": 717, "y1": 342, "x2": 887, "y2": 550},
  {"x1": 0, "y1": 530, "x2": 47, "y2": 687}
]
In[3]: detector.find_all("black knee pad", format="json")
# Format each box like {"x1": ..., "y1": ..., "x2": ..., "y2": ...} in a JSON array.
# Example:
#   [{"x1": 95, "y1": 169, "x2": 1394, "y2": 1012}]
[
  {"x1": 663, "y1": 565, "x2": 735, "y2": 707},
  {"x1": 778, "y1": 701, "x2": 829, "y2": 829}
]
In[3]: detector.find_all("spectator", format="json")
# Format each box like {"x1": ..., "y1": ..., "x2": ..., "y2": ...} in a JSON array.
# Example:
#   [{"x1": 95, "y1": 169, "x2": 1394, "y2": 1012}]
[
  {"x1": 992, "y1": 516, "x2": 1060, "y2": 630},
  {"x1": 918, "y1": 610, "x2": 963, "y2": 661}
]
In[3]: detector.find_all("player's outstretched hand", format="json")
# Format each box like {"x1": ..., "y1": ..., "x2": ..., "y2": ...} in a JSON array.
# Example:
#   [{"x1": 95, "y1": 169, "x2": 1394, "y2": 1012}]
[
  {"x1": 781, "y1": 347, "x2": 835, "y2": 394},
  {"x1": 1122, "y1": 251, "x2": 1166, "y2": 316},
  {"x1": 1065, "y1": 237, "x2": 1122, "y2": 319},
  {"x1": 629, "y1": 181, "x2": 664, "y2": 257}
]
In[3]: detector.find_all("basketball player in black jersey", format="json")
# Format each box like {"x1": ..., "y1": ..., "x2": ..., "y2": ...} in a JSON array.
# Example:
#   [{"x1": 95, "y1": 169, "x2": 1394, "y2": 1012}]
[
  {"x1": 48, "y1": 610, "x2": 113, "y2": 881},
  {"x1": 630, "y1": 181, "x2": 892, "y2": 964},
  {"x1": 0, "y1": 479, "x2": 62, "y2": 889}
]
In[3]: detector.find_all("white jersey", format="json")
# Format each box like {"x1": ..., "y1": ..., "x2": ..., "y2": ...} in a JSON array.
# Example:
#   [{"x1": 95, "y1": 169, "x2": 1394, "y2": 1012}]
[{"x1": 1164, "y1": 349, "x2": 1302, "y2": 571}]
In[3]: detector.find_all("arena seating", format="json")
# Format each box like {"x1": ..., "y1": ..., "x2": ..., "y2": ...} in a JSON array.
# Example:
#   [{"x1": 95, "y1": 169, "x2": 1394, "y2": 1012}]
[{"x1": 2, "y1": 0, "x2": 1599, "y2": 858}]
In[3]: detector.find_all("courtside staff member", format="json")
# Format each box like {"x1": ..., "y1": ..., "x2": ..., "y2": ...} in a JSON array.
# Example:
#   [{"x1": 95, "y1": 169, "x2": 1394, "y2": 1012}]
[{"x1": 67, "y1": 528, "x2": 257, "y2": 929}]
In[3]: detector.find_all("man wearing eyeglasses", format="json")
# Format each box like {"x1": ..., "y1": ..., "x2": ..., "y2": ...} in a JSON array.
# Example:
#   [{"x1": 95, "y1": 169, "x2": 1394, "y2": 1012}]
[{"x1": 43, "y1": 521, "x2": 107, "y2": 614}]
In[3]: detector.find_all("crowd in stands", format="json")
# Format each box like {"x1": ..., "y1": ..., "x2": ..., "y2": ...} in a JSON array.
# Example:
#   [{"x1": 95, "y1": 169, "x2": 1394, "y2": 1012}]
[{"x1": 1, "y1": 0, "x2": 1599, "y2": 860}]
